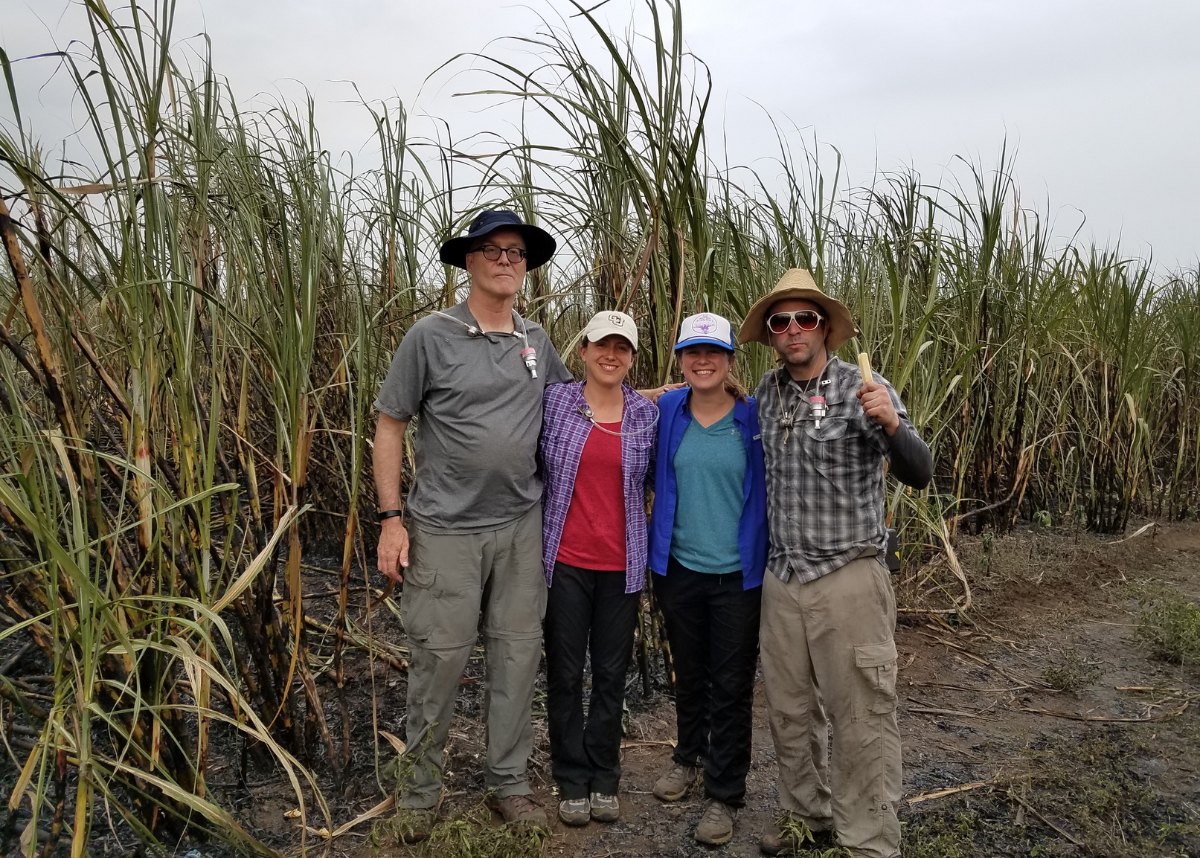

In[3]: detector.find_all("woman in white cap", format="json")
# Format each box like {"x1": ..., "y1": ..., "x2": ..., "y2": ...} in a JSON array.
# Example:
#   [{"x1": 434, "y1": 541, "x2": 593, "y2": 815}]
[
  {"x1": 539, "y1": 311, "x2": 657, "y2": 827},
  {"x1": 646, "y1": 312, "x2": 768, "y2": 846}
]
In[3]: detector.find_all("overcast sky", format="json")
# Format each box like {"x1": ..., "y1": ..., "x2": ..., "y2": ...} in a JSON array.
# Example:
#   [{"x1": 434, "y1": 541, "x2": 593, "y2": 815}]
[{"x1": 4, "y1": 0, "x2": 1197, "y2": 271}]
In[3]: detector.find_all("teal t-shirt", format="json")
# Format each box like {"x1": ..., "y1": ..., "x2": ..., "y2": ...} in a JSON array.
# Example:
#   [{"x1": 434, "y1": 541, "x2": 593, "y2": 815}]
[{"x1": 670, "y1": 410, "x2": 745, "y2": 573}]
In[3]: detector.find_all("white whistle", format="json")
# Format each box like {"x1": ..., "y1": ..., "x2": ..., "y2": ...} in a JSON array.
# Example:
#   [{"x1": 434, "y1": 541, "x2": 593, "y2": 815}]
[
  {"x1": 810, "y1": 394, "x2": 827, "y2": 429},
  {"x1": 521, "y1": 346, "x2": 538, "y2": 378}
]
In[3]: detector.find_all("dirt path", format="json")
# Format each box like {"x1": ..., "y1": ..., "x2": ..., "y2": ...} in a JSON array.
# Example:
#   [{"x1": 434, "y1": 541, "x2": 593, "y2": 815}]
[{"x1": 340, "y1": 523, "x2": 1200, "y2": 856}]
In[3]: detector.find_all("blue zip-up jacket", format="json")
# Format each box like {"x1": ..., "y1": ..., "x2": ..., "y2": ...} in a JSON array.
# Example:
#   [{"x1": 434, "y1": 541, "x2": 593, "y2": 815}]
[{"x1": 648, "y1": 387, "x2": 768, "y2": 590}]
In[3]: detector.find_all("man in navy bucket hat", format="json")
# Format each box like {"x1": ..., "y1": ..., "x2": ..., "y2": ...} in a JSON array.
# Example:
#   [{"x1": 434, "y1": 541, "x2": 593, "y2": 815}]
[
  {"x1": 438, "y1": 209, "x2": 557, "y2": 270},
  {"x1": 373, "y1": 208, "x2": 572, "y2": 838}
]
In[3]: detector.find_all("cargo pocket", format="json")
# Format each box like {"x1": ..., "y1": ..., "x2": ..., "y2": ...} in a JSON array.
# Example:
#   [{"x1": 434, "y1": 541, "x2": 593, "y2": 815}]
[
  {"x1": 404, "y1": 527, "x2": 436, "y2": 591},
  {"x1": 854, "y1": 639, "x2": 898, "y2": 717},
  {"x1": 403, "y1": 562, "x2": 437, "y2": 591},
  {"x1": 399, "y1": 539, "x2": 441, "y2": 647}
]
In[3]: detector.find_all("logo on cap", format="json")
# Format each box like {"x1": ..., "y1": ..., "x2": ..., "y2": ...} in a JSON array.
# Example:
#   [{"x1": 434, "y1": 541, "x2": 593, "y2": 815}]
[
  {"x1": 608, "y1": 313, "x2": 625, "y2": 326},
  {"x1": 693, "y1": 314, "x2": 718, "y2": 335}
]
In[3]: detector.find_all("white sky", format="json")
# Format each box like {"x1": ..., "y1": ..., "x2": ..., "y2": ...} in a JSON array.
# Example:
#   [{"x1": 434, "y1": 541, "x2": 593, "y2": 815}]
[{"x1": 4, "y1": 0, "x2": 1198, "y2": 271}]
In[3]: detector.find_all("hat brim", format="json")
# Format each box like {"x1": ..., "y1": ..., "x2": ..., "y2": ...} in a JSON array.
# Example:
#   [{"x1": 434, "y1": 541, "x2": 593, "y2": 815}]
[
  {"x1": 737, "y1": 286, "x2": 857, "y2": 350},
  {"x1": 439, "y1": 224, "x2": 556, "y2": 271}
]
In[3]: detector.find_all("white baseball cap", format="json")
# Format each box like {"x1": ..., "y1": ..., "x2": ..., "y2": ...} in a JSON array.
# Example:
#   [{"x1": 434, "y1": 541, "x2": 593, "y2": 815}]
[
  {"x1": 674, "y1": 312, "x2": 735, "y2": 352},
  {"x1": 581, "y1": 310, "x2": 639, "y2": 351}
]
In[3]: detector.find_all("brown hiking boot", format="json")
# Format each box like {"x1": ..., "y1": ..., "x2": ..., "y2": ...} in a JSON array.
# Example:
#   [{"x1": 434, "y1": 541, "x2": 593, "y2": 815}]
[
  {"x1": 759, "y1": 813, "x2": 835, "y2": 855},
  {"x1": 652, "y1": 762, "x2": 701, "y2": 802},
  {"x1": 391, "y1": 807, "x2": 437, "y2": 844},
  {"x1": 487, "y1": 793, "x2": 549, "y2": 828},
  {"x1": 695, "y1": 799, "x2": 736, "y2": 846}
]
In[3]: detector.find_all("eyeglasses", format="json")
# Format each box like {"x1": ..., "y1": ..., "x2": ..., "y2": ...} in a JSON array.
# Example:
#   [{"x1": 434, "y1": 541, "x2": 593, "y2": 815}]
[
  {"x1": 767, "y1": 310, "x2": 825, "y2": 334},
  {"x1": 468, "y1": 244, "x2": 527, "y2": 263}
]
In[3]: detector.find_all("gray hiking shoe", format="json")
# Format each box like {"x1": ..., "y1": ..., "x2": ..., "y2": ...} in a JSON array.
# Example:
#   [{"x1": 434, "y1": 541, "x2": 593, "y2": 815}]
[
  {"x1": 652, "y1": 762, "x2": 700, "y2": 802},
  {"x1": 589, "y1": 792, "x2": 620, "y2": 822},
  {"x1": 695, "y1": 799, "x2": 736, "y2": 846},
  {"x1": 557, "y1": 796, "x2": 590, "y2": 826}
]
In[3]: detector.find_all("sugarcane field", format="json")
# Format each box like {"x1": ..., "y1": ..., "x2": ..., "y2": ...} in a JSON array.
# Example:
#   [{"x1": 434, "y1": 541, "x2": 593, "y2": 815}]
[{"x1": 1, "y1": 2, "x2": 1198, "y2": 857}]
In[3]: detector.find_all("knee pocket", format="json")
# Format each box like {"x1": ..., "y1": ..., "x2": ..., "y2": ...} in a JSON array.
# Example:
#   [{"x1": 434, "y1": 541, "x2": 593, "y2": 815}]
[{"x1": 854, "y1": 639, "x2": 898, "y2": 717}]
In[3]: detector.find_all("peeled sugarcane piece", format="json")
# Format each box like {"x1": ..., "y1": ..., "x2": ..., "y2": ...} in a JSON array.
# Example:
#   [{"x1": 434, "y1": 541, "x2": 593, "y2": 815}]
[{"x1": 857, "y1": 352, "x2": 874, "y2": 384}]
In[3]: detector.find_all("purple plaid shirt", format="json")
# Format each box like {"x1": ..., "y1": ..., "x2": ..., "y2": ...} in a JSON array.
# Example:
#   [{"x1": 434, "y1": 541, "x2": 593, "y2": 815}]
[{"x1": 540, "y1": 382, "x2": 657, "y2": 593}]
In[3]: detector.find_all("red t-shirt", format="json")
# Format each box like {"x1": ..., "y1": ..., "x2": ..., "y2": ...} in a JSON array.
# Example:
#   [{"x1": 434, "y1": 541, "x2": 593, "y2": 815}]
[{"x1": 555, "y1": 421, "x2": 626, "y2": 571}]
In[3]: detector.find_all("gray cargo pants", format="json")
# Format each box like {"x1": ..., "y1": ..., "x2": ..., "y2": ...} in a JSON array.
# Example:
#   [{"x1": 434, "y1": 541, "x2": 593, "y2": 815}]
[{"x1": 395, "y1": 505, "x2": 547, "y2": 808}]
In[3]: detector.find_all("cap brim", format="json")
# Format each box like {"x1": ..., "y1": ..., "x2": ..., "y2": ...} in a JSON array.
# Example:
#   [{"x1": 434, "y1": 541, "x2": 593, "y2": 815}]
[
  {"x1": 674, "y1": 337, "x2": 735, "y2": 352},
  {"x1": 584, "y1": 328, "x2": 638, "y2": 350}
]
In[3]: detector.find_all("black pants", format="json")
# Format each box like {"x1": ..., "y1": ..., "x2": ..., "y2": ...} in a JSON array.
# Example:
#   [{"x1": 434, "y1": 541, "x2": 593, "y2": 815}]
[
  {"x1": 544, "y1": 562, "x2": 640, "y2": 799},
  {"x1": 653, "y1": 556, "x2": 761, "y2": 806}
]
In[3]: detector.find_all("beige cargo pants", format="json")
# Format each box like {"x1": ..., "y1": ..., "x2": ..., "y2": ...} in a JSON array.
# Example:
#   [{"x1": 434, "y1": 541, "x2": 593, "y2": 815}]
[{"x1": 760, "y1": 555, "x2": 901, "y2": 858}]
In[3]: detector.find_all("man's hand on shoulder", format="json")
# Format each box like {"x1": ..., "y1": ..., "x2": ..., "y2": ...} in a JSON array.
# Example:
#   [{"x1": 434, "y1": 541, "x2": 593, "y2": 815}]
[
  {"x1": 857, "y1": 380, "x2": 900, "y2": 436},
  {"x1": 638, "y1": 382, "x2": 686, "y2": 403},
  {"x1": 378, "y1": 518, "x2": 410, "y2": 583}
]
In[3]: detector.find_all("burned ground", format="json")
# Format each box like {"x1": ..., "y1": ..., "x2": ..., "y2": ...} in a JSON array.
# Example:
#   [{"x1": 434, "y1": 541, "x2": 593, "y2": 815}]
[
  {"x1": 361, "y1": 523, "x2": 1200, "y2": 858},
  {"x1": 3, "y1": 522, "x2": 1198, "y2": 857}
]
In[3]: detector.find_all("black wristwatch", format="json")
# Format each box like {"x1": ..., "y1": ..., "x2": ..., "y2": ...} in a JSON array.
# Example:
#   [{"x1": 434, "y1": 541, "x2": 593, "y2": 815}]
[{"x1": 377, "y1": 509, "x2": 404, "y2": 522}]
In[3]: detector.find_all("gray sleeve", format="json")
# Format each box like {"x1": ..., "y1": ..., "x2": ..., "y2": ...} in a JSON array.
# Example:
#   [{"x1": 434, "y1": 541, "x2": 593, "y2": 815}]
[
  {"x1": 373, "y1": 325, "x2": 429, "y2": 421},
  {"x1": 873, "y1": 371, "x2": 932, "y2": 488},
  {"x1": 886, "y1": 419, "x2": 933, "y2": 489},
  {"x1": 539, "y1": 335, "x2": 573, "y2": 384}
]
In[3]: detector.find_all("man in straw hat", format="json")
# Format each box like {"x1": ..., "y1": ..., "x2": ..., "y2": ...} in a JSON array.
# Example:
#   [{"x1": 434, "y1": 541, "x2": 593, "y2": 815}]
[
  {"x1": 739, "y1": 269, "x2": 932, "y2": 858},
  {"x1": 373, "y1": 209, "x2": 572, "y2": 839}
]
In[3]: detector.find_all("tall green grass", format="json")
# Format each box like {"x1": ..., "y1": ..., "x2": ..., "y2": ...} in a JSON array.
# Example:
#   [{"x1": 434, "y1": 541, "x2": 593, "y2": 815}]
[{"x1": 0, "y1": 0, "x2": 1196, "y2": 852}]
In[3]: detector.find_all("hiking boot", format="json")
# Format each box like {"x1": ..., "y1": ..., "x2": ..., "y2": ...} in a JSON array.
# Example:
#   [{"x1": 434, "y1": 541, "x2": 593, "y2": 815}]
[
  {"x1": 759, "y1": 813, "x2": 835, "y2": 855},
  {"x1": 391, "y1": 807, "x2": 437, "y2": 844},
  {"x1": 589, "y1": 792, "x2": 620, "y2": 822},
  {"x1": 487, "y1": 793, "x2": 549, "y2": 828},
  {"x1": 652, "y1": 762, "x2": 700, "y2": 802},
  {"x1": 557, "y1": 796, "x2": 590, "y2": 826},
  {"x1": 695, "y1": 799, "x2": 736, "y2": 846}
]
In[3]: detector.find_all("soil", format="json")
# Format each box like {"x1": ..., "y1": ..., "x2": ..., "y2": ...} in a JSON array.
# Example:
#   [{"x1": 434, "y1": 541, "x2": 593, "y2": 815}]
[
  {"x1": 352, "y1": 521, "x2": 1200, "y2": 858},
  {"x1": 3, "y1": 522, "x2": 1199, "y2": 857}
]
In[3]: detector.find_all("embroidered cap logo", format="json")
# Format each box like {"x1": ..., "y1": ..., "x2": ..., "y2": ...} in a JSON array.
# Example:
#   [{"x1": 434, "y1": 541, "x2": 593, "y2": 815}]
[{"x1": 692, "y1": 314, "x2": 718, "y2": 336}]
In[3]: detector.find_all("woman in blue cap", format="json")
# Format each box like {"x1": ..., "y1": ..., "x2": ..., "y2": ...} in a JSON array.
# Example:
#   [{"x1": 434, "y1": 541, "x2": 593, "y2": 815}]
[{"x1": 647, "y1": 312, "x2": 768, "y2": 846}]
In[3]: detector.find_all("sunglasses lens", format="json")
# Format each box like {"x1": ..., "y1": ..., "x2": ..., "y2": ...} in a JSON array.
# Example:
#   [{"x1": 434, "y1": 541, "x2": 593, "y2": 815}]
[
  {"x1": 767, "y1": 311, "x2": 822, "y2": 333},
  {"x1": 767, "y1": 314, "x2": 792, "y2": 334}
]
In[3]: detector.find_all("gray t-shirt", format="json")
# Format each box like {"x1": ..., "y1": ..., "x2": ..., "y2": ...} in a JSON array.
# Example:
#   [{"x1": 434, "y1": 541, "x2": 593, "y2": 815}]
[{"x1": 374, "y1": 301, "x2": 571, "y2": 532}]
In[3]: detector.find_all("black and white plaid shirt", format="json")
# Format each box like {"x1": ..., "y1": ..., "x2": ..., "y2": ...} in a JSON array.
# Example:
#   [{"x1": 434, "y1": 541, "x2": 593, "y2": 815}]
[{"x1": 755, "y1": 357, "x2": 931, "y2": 584}]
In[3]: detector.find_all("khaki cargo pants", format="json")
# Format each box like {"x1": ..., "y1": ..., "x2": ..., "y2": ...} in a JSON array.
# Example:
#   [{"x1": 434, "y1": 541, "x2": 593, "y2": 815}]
[
  {"x1": 396, "y1": 506, "x2": 547, "y2": 809},
  {"x1": 760, "y1": 555, "x2": 901, "y2": 858}
]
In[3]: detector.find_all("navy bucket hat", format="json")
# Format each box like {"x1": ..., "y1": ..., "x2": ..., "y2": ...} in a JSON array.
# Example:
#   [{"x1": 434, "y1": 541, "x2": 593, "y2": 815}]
[{"x1": 438, "y1": 209, "x2": 557, "y2": 271}]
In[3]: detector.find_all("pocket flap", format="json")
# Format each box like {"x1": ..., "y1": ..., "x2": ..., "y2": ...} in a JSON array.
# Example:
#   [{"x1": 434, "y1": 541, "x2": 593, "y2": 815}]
[{"x1": 854, "y1": 640, "x2": 897, "y2": 668}]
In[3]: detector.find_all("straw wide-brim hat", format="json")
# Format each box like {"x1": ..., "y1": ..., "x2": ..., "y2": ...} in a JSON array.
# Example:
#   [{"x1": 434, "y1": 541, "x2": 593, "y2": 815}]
[{"x1": 737, "y1": 268, "x2": 858, "y2": 350}]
